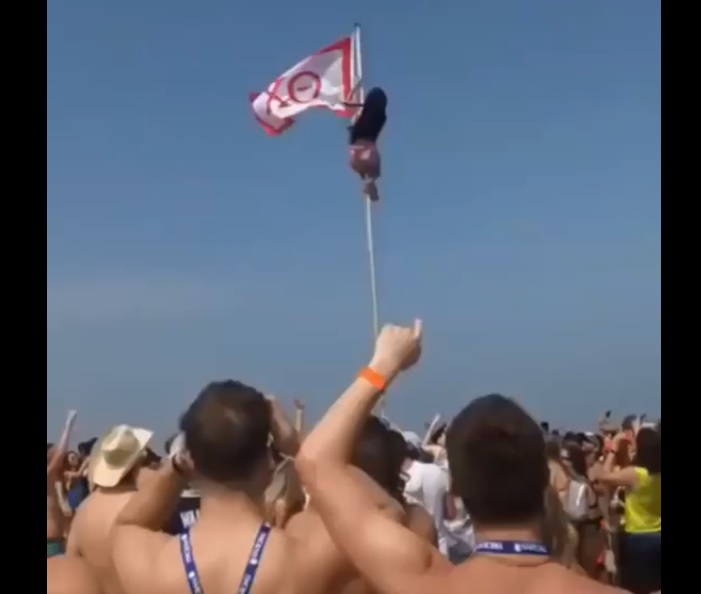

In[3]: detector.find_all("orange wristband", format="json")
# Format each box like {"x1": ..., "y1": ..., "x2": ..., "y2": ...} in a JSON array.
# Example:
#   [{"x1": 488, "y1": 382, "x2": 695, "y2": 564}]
[{"x1": 358, "y1": 367, "x2": 387, "y2": 391}]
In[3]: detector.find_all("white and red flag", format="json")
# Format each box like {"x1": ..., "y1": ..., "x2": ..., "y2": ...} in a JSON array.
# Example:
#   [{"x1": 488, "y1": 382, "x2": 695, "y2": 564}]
[{"x1": 250, "y1": 35, "x2": 359, "y2": 136}]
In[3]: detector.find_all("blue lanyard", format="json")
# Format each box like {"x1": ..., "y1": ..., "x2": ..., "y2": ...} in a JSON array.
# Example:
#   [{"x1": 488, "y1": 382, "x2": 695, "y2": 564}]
[
  {"x1": 179, "y1": 531, "x2": 203, "y2": 594},
  {"x1": 237, "y1": 524, "x2": 272, "y2": 594},
  {"x1": 474, "y1": 540, "x2": 549, "y2": 556},
  {"x1": 179, "y1": 523, "x2": 272, "y2": 594}
]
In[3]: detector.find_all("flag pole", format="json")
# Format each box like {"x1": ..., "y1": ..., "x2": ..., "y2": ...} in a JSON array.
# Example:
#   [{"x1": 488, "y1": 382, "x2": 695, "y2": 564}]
[
  {"x1": 353, "y1": 23, "x2": 384, "y2": 415},
  {"x1": 353, "y1": 23, "x2": 380, "y2": 342}
]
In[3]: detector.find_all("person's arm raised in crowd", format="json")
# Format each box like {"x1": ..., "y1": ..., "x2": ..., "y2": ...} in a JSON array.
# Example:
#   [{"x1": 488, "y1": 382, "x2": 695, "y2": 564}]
[
  {"x1": 296, "y1": 320, "x2": 450, "y2": 594},
  {"x1": 597, "y1": 432, "x2": 639, "y2": 488},
  {"x1": 47, "y1": 410, "x2": 78, "y2": 478},
  {"x1": 293, "y1": 399, "x2": 305, "y2": 437},
  {"x1": 109, "y1": 458, "x2": 187, "y2": 592},
  {"x1": 76, "y1": 456, "x2": 90, "y2": 478},
  {"x1": 267, "y1": 395, "x2": 301, "y2": 456},
  {"x1": 421, "y1": 413, "x2": 441, "y2": 446}
]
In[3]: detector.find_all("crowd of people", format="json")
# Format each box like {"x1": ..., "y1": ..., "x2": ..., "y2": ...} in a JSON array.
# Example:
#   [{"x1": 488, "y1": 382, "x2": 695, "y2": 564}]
[{"x1": 46, "y1": 320, "x2": 661, "y2": 594}]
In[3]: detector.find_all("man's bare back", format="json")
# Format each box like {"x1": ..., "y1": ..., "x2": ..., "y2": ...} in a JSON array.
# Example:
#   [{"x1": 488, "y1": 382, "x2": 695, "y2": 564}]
[
  {"x1": 112, "y1": 502, "x2": 311, "y2": 594},
  {"x1": 68, "y1": 489, "x2": 136, "y2": 594},
  {"x1": 284, "y1": 501, "x2": 436, "y2": 594},
  {"x1": 47, "y1": 555, "x2": 102, "y2": 594},
  {"x1": 440, "y1": 556, "x2": 627, "y2": 594},
  {"x1": 109, "y1": 468, "x2": 419, "y2": 594},
  {"x1": 285, "y1": 509, "x2": 358, "y2": 594}
]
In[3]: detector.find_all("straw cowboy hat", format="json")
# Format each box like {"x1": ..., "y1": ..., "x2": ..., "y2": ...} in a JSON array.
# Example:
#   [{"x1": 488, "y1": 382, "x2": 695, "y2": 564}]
[{"x1": 89, "y1": 424, "x2": 153, "y2": 488}]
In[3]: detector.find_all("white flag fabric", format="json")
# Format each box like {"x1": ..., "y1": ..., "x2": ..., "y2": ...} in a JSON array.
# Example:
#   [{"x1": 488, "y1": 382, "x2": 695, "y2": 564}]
[{"x1": 250, "y1": 36, "x2": 357, "y2": 136}]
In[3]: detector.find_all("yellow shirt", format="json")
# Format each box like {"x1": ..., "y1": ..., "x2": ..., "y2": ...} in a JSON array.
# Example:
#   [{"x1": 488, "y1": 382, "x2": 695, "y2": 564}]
[{"x1": 624, "y1": 467, "x2": 661, "y2": 533}]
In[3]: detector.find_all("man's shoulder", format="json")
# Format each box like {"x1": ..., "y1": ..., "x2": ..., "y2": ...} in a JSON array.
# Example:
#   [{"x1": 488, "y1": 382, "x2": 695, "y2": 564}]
[
  {"x1": 404, "y1": 502, "x2": 437, "y2": 541},
  {"x1": 555, "y1": 567, "x2": 630, "y2": 594},
  {"x1": 280, "y1": 514, "x2": 340, "y2": 559},
  {"x1": 70, "y1": 494, "x2": 95, "y2": 530},
  {"x1": 284, "y1": 508, "x2": 322, "y2": 536},
  {"x1": 76, "y1": 490, "x2": 131, "y2": 519},
  {"x1": 258, "y1": 530, "x2": 338, "y2": 594},
  {"x1": 580, "y1": 581, "x2": 631, "y2": 594},
  {"x1": 405, "y1": 501, "x2": 431, "y2": 520}
]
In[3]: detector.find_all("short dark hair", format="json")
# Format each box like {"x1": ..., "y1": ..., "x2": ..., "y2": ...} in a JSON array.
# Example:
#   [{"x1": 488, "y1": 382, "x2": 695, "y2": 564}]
[
  {"x1": 446, "y1": 394, "x2": 548, "y2": 525},
  {"x1": 351, "y1": 416, "x2": 405, "y2": 502},
  {"x1": 180, "y1": 380, "x2": 271, "y2": 483},
  {"x1": 634, "y1": 428, "x2": 661, "y2": 474}
]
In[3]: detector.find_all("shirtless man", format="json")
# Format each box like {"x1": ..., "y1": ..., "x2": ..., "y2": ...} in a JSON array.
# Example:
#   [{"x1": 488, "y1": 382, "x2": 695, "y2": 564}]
[
  {"x1": 66, "y1": 424, "x2": 154, "y2": 594},
  {"x1": 109, "y1": 380, "x2": 425, "y2": 594},
  {"x1": 47, "y1": 409, "x2": 78, "y2": 557},
  {"x1": 47, "y1": 555, "x2": 101, "y2": 594},
  {"x1": 297, "y1": 320, "x2": 631, "y2": 594},
  {"x1": 284, "y1": 416, "x2": 436, "y2": 594}
]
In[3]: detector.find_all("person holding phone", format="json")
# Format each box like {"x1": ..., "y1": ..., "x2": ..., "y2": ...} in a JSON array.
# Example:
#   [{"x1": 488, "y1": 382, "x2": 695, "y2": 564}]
[{"x1": 597, "y1": 421, "x2": 661, "y2": 594}]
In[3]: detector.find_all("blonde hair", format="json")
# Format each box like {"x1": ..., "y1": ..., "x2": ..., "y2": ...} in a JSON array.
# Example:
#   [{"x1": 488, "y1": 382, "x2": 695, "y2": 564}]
[
  {"x1": 264, "y1": 458, "x2": 304, "y2": 527},
  {"x1": 541, "y1": 486, "x2": 578, "y2": 567}
]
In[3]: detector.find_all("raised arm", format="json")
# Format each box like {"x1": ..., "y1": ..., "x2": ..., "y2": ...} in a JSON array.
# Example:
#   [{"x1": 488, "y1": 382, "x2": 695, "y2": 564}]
[
  {"x1": 110, "y1": 458, "x2": 186, "y2": 592},
  {"x1": 421, "y1": 414, "x2": 441, "y2": 446},
  {"x1": 597, "y1": 432, "x2": 639, "y2": 488},
  {"x1": 47, "y1": 410, "x2": 78, "y2": 477},
  {"x1": 296, "y1": 321, "x2": 448, "y2": 594}
]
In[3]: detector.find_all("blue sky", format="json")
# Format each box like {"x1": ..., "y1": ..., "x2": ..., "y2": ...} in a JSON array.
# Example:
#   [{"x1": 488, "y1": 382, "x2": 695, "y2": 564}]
[{"x1": 47, "y1": 1, "x2": 660, "y2": 443}]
